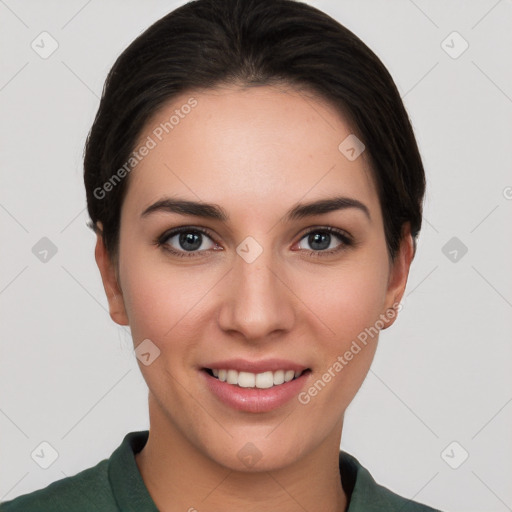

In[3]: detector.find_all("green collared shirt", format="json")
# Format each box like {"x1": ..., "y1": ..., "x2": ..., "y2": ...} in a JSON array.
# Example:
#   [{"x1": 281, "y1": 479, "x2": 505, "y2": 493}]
[{"x1": 1, "y1": 430, "x2": 441, "y2": 511}]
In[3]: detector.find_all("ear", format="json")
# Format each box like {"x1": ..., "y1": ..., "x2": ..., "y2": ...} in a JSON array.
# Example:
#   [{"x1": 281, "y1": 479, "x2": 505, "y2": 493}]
[
  {"x1": 381, "y1": 222, "x2": 415, "y2": 329},
  {"x1": 94, "y1": 223, "x2": 129, "y2": 326}
]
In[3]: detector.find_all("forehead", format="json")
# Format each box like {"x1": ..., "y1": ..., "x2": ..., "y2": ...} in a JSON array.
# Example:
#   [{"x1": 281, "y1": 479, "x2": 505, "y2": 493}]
[{"x1": 124, "y1": 85, "x2": 379, "y2": 221}]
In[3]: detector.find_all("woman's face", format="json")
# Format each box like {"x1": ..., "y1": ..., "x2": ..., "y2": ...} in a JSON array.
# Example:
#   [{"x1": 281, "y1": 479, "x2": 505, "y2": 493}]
[{"x1": 97, "y1": 85, "x2": 412, "y2": 471}]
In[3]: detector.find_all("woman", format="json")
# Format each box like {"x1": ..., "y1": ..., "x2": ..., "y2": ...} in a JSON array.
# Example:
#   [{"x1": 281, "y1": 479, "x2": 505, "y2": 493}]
[{"x1": 1, "y1": 0, "x2": 443, "y2": 510}]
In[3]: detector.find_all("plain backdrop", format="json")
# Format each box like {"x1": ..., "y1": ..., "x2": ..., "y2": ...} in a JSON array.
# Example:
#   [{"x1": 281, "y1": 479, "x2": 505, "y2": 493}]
[{"x1": 1, "y1": 1, "x2": 511, "y2": 511}]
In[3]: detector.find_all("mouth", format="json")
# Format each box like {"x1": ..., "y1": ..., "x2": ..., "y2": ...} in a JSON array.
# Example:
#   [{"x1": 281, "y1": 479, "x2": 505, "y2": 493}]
[
  {"x1": 201, "y1": 364, "x2": 312, "y2": 413},
  {"x1": 203, "y1": 368, "x2": 310, "y2": 389}
]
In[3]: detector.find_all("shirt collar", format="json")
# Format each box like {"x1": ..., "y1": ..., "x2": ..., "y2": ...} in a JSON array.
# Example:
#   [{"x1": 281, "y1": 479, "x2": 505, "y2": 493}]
[{"x1": 108, "y1": 430, "x2": 159, "y2": 512}]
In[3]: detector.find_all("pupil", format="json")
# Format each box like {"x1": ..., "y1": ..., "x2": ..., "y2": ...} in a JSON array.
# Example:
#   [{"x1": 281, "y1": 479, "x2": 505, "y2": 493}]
[
  {"x1": 179, "y1": 232, "x2": 202, "y2": 251},
  {"x1": 309, "y1": 232, "x2": 330, "y2": 251}
]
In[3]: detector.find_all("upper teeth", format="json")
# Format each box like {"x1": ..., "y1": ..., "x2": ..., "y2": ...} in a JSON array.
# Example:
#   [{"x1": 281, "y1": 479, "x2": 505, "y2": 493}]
[{"x1": 211, "y1": 369, "x2": 302, "y2": 388}]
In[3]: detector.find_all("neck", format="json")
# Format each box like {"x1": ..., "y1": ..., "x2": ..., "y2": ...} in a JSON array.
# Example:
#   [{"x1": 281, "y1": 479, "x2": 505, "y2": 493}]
[{"x1": 135, "y1": 395, "x2": 348, "y2": 512}]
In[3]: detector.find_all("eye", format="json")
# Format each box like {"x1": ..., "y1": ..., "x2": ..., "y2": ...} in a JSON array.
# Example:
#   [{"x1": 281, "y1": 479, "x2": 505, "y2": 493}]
[
  {"x1": 155, "y1": 225, "x2": 354, "y2": 259},
  {"x1": 156, "y1": 227, "x2": 219, "y2": 257},
  {"x1": 296, "y1": 227, "x2": 353, "y2": 256}
]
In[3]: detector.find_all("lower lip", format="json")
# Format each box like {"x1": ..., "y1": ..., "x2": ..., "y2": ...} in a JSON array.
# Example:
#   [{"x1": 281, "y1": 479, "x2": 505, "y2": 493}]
[{"x1": 202, "y1": 370, "x2": 310, "y2": 413}]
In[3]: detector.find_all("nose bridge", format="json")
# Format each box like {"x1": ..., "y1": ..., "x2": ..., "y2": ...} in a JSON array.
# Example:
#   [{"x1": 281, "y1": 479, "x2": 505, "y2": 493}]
[{"x1": 218, "y1": 240, "x2": 294, "y2": 339}]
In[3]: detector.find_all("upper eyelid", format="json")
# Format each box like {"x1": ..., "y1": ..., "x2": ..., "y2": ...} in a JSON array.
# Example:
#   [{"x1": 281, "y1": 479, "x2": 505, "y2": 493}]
[
  {"x1": 160, "y1": 226, "x2": 218, "y2": 243},
  {"x1": 296, "y1": 225, "x2": 351, "y2": 239}
]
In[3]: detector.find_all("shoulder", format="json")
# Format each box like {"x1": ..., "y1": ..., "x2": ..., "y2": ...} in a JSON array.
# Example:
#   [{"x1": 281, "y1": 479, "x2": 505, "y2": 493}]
[
  {"x1": 1, "y1": 430, "x2": 154, "y2": 512},
  {"x1": 0, "y1": 458, "x2": 117, "y2": 512},
  {"x1": 340, "y1": 451, "x2": 444, "y2": 512}
]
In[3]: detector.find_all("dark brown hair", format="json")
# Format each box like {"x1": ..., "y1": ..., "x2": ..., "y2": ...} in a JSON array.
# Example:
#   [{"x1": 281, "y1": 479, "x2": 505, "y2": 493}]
[{"x1": 84, "y1": 0, "x2": 426, "y2": 263}]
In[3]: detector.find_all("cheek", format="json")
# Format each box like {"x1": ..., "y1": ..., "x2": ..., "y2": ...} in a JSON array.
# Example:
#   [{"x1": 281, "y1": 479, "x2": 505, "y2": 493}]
[
  {"x1": 305, "y1": 258, "x2": 389, "y2": 344},
  {"x1": 296, "y1": 255, "x2": 389, "y2": 400},
  {"x1": 118, "y1": 244, "x2": 220, "y2": 348}
]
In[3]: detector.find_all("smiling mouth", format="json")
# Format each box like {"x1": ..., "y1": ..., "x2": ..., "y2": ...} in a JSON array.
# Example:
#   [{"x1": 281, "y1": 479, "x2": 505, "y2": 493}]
[{"x1": 204, "y1": 368, "x2": 311, "y2": 389}]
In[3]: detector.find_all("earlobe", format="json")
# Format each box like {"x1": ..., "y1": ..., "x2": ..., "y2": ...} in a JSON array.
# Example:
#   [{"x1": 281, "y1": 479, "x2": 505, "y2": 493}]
[
  {"x1": 381, "y1": 223, "x2": 415, "y2": 330},
  {"x1": 94, "y1": 224, "x2": 129, "y2": 326}
]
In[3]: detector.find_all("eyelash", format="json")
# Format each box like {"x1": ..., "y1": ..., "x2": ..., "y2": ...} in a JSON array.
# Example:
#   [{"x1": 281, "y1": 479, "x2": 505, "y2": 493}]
[{"x1": 154, "y1": 226, "x2": 354, "y2": 259}]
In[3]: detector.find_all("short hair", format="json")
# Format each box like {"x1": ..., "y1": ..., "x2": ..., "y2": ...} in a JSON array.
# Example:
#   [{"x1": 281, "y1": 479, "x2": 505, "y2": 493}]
[{"x1": 84, "y1": 0, "x2": 426, "y2": 263}]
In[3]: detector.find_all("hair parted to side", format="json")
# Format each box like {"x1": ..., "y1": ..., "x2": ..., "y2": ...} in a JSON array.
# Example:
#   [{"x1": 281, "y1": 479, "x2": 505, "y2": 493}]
[{"x1": 84, "y1": 0, "x2": 426, "y2": 264}]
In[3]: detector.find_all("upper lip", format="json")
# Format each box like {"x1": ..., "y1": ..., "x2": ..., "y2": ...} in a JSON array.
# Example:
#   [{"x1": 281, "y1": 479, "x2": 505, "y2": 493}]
[{"x1": 203, "y1": 359, "x2": 309, "y2": 374}]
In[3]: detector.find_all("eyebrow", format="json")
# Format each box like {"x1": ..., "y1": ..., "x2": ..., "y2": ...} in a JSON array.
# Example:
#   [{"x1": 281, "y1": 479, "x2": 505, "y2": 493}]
[{"x1": 140, "y1": 195, "x2": 371, "y2": 222}]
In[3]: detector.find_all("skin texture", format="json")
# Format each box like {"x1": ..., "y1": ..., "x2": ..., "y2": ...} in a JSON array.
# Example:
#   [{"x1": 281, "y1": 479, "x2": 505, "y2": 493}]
[{"x1": 95, "y1": 85, "x2": 414, "y2": 512}]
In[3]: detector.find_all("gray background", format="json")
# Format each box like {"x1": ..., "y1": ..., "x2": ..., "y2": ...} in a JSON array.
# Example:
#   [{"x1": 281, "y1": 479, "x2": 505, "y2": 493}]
[{"x1": 1, "y1": 1, "x2": 511, "y2": 510}]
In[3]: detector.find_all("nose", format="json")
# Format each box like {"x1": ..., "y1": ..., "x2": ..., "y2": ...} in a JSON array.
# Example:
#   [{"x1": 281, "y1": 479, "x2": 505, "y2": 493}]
[{"x1": 217, "y1": 246, "x2": 296, "y2": 342}]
